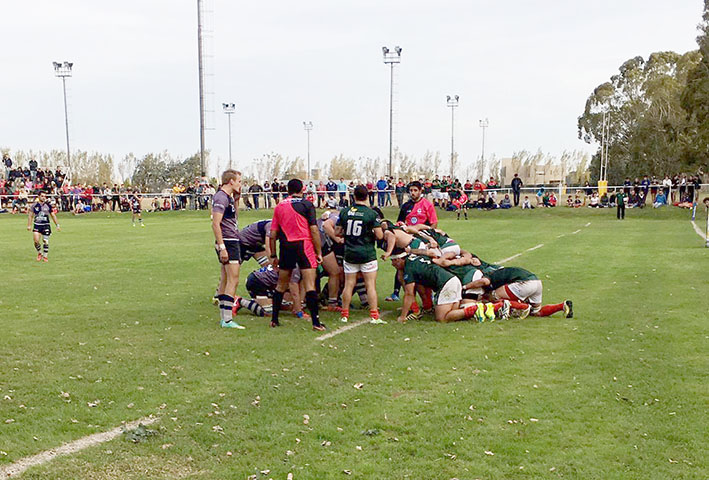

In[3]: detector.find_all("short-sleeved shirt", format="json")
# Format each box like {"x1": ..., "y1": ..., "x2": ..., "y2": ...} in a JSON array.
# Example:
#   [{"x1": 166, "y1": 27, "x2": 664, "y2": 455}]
[
  {"x1": 486, "y1": 267, "x2": 538, "y2": 290},
  {"x1": 337, "y1": 204, "x2": 381, "y2": 264},
  {"x1": 31, "y1": 202, "x2": 52, "y2": 226},
  {"x1": 397, "y1": 198, "x2": 438, "y2": 227},
  {"x1": 271, "y1": 196, "x2": 317, "y2": 242},
  {"x1": 418, "y1": 228, "x2": 452, "y2": 247},
  {"x1": 472, "y1": 256, "x2": 502, "y2": 275},
  {"x1": 239, "y1": 220, "x2": 271, "y2": 248},
  {"x1": 251, "y1": 265, "x2": 301, "y2": 289},
  {"x1": 445, "y1": 264, "x2": 478, "y2": 285},
  {"x1": 402, "y1": 255, "x2": 454, "y2": 291},
  {"x1": 212, "y1": 189, "x2": 239, "y2": 239}
]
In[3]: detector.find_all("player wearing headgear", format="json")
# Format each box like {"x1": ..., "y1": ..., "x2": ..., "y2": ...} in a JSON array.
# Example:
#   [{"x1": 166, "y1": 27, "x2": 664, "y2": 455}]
[
  {"x1": 465, "y1": 266, "x2": 573, "y2": 318},
  {"x1": 335, "y1": 185, "x2": 385, "y2": 324},
  {"x1": 27, "y1": 191, "x2": 60, "y2": 262},
  {"x1": 269, "y1": 178, "x2": 326, "y2": 331},
  {"x1": 130, "y1": 189, "x2": 144, "y2": 227},
  {"x1": 237, "y1": 220, "x2": 273, "y2": 266},
  {"x1": 390, "y1": 253, "x2": 509, "y2": 323},
  {"x1": 211, "y1": 169, "x2": 245, "y2": 329}
]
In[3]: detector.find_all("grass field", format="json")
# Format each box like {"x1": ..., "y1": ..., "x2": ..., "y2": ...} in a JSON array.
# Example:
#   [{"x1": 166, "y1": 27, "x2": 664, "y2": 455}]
[{"x1": 1, "y1": 205, "x2": 708, "y2": 479}]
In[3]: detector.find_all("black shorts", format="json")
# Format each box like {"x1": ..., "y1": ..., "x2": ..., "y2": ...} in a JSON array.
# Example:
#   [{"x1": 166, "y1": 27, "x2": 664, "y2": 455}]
[
  {"x1": 332, "y1": 242, "x2": 344, "y2": 266},
  {"x1": 279, "y1": 239, "x2": 317, "y2": 270},
  {"x1": 132, "y1": 207, "x2": 141, "y2": 214},
  {"x1": 33, "y1": 224, "x2": 51, "y2": 236},
  {"x1": 246, "y1": 274, "x2": 272, "y2": 298},
  {"x1": 216, "y1": 239, "x2": 241, "y2": 264},
  {"x1": 240, "y1": 243, "x2": 264, "y2": 262}
]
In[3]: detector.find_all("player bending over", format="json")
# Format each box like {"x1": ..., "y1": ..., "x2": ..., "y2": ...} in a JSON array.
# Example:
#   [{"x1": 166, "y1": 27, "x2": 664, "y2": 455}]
[
  {"x1": 465, "y1": 266, "x2": 573, "y2": 318},
  {"x1": 336, "y1": 185, "x2": 385, "y2": 324},
  {"x1": 211, "y1": 169, "x2": 245, "y2": 329},
  {"x1": 237, "y1": 220, "x2": 274, "y2": 266},
  {"x1": 27, "y1": 192, "x2": 60, "y2": 262},
  {"x1": 269, "y1": 179, "x2": 326, "y2": 331},
  {"x1": 391, "y1": 253, "x2": 509, "y2": 323}
]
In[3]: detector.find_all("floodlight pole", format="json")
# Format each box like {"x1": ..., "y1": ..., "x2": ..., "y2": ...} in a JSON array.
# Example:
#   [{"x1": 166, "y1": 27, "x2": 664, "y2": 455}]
[
  {"x1": 53, "y1": 61, "x2": 73, "y2": 177},
  {"x1": 303, "y1": 121, "x2": 313, "y2": 180},
  {"x1": 383, "y1": 46, "x2": 402, "y2": 178},
  {"x1": 479, "y1": 118, "x2": 489, "y2": 175},
  {"x1": 222, "y1": 103, "x2": 235, "y2": 169},
  {"x1": 446, "y1": 95, "x2": 459, "y2": 176},
  {"x1": 197, "y1": 0, "x2": 206, "y2": 176}
]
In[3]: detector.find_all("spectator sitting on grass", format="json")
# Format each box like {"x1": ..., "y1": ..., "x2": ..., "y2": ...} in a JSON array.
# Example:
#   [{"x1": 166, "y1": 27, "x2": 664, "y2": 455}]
[
  {"x1": 499, "y1": 194, "x2": 512, "y2": 209},
  {"x1": 600, "y1": 193, "x2": 609, "y2": 208},
  {"x1": 588, "y1": 192, "x2": 600, "y2": 208},
  {"x1": 548, "y1": 192, "x2": 557, "y2": 207},
  {"x1": 574, "y1": 195, "x2": 583, "y2": 208},
  {"x1": 653, "y1": 191, "x2": 667, "y2": 208},
  {"x1": 522, "y1": 195, "x2": 534, "y2": 209},
  {"x1": 566, "y1": 195, "x2": 574, "y2": 207}
]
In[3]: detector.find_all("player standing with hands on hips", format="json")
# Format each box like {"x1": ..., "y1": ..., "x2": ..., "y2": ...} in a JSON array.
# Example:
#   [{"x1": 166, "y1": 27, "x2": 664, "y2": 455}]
[
  {"x1": 269, "y1": 179, "x2": 326, "y2": 331},
  {"x1": 212, "y1": 169, "x2": 246, "y2": 329},
  {"x1": 27, "y1": 191, "x2": 60, "y2": 262}
]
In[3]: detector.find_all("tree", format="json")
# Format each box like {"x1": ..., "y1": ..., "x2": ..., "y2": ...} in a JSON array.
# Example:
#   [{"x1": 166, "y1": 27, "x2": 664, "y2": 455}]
[
  {"x1": 682, "y1": 0, "x2": 709, "y2": 171},
  {"x1": 578, "y1": 51, "x2": 700, "y2": 183},
  {"x1": 328, "y1": 154, "x2": 357, "y2": 179}
]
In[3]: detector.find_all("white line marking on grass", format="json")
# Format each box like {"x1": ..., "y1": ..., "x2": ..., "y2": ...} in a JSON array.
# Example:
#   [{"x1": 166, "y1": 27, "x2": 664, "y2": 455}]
[
  {"x1": 557, "y1": 234, "x2": 565, "y2": 238},
  {"x1": 690, "y1": 221, "x2": 707, "y2": 241},
  {"x1": 0, "y1": 416, "x2": 157, "y2": 478},
  {"x1": 585, "y1": 222, "x2": 592, "y2": 227},
  {"x1": 496, "y1": 243, "x2": 544, "y2": 265},
  {"x1": 571, "y1": 229, "x2": 581, "y2": 234},
  {"x1": 316, "y1": 311, "x2": 394, "y2": 341}
]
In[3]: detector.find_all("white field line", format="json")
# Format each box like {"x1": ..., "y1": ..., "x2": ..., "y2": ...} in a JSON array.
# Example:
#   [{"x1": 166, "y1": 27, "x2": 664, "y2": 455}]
[
  {"x1": 317, "y1": 310, "x2": 393, "y2": 341},
  {"x1": 585, "y1": 222, "x2": 592, "y2": 227},
  {"x1": 570, "y1": 229, "x2": 581, "y2": 234},
  {"x1": 690, "y1": 221, "x2": 707, "y2": 241},
  {"x1": 0, "y1": 416, "x2": 157, "y2": 478},
  {"x1": 496, "y1": 243, "x2": 544, "y2": 265}
]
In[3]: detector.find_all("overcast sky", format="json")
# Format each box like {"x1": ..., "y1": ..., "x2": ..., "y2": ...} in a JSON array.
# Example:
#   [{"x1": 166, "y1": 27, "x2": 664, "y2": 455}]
[{"x1": 0, "y1": 0, "x2": 702, "y2": 177}]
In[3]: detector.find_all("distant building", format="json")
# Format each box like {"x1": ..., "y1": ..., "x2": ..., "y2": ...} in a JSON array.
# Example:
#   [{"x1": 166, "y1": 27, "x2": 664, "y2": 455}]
[{"x1": 500, "y1": 157, "x2": 565, "y2": 187}]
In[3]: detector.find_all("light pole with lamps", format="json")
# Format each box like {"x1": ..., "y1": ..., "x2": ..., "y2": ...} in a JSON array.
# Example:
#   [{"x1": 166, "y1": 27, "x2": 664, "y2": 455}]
[
  {"x1": 479, "y1": 118, "x2": 489, "y2": 177},
  {"x1": 382, "y1": 46, "x2": 402, "y2": 178},
  {"x1": 53, "y1": 61, "x2": 73, "y2": 177},
  {"x1": 303, "y1": 121, "x2": 313, "y2": 180},
  {"x1": 446, "y1": 95, "x2": 459, "y2": 176},
  {"x1": 222, "y1": 103, "x2": 235, "y2": 169}
]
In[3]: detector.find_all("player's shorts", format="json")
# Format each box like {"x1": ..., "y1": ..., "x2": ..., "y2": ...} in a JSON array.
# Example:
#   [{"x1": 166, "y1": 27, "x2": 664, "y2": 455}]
[
  {"x1": 441, "y1": 192, "x2": 450, "y2": 200},
  {"x1": 320, "y1": 231, "x2": 334, "y2": 257},
  {"x1": 132, "y1": 206, "x2": 141, "y2": 214},
  {"x1": 505, "y1": 280, "x2": 543, "y2": 310},
  {"x1": 435, "y1": 277, "x2": 463, "y2": 305},
  {"x1": 215, "y1": 239, "x2": 241, "y2": 264},
  {"x1": 246, "y1": 274, "x2": 272, "y2": 298},
  {"x1": 240, "y1": 243, "x2": 265, "y2": 262},
  {"x1": 432, "y1": 190, "x2": 442, "y2": 200},
  {"x1": 440, "y1": 242, "x2": 460, "y2": 257},
  {"x1": 343, "y1": 259, "x2": 378, "y2": 274},
  {"x1": 332, "y1": 242, "x2": 344, "y2": 266},
  {"x1": 279, "y1": 239, "x2": 318, "y2": 270},
  {"x1": 33, "y1": 224, "x2": 51, "y2": 236}
]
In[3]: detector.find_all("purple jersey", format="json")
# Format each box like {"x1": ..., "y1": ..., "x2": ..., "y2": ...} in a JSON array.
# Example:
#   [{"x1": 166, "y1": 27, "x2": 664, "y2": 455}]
[
  {"x1": 212, "y1": 189, "x2": 239, "y2": 239},
  {"x1": 31, "y1": 202, "x2": 52, "y2": 226},
  {"x1": 238, "y1": 220, "x2": 271, "y2": 248},
  {"x1": 251, "y1": 265, "x2": 301, "y2": 289}
]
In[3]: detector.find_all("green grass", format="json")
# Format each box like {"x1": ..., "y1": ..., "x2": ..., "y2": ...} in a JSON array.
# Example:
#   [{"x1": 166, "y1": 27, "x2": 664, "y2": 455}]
[{"x1": 0, "y1": 205, "x2": 707, "y2": 479}]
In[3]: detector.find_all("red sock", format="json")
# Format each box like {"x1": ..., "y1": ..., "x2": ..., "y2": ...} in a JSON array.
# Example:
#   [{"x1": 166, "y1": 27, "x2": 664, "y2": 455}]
[
  {"x1": 509, "y1": 301, "x2": 529, "y2": 310},
  {"x1": 492, "y1": 301, "x2": 504, "y2": 312},
  {"x1": 341, "y1": 309, "x2": 349, "y2": 318},
  {"x1": 370, "y1": 309, "x2": 379, "y2": 319},
  {"x1": 538, "y1": 303, "x2": 564, "y2": 317},
  {"x1": 410, "y1": 302, "x2": 420, "y2": 314},
  {"x1": 463, "y1": 304, "x2": 478, "y2": 319},
  {"x1": 421, "y1": 288, "x2": 433, "y2": 310}
]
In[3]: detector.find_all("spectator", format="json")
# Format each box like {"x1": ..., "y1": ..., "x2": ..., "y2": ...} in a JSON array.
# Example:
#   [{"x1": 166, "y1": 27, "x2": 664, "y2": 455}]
[
  {"x1": 249, "y1": 181, "x2": 263, "y2": 210},
  {"x1": 29, "y1": 158, "x2": 38, "y2": 182},
  {"x1": 376, "y1": 176, "x2": 387, "y2": 207},
  {"x1": 337, "y1": 177, "x2": 348, "y2": 206},
  {"x1": 536, "y1": 186, "x2": 545, "y2": 207},
  {"x1": 653, "y1": 190, "x2": 667, "y2": 208},
  {"x1": 499, "y1": 194, "x2": 512, "y2": 209},
  {"x1": 566, "y1": 195, "x2": 574, "y2": 207},
  {"x1": 511, "y1": 173, "x2": 523, "y2": 206},
  {"x1": 588, "y1": 192, "x2": 600, "y2": 207},
  {"x1": 521, "y1": 195, "x2": 534, "y2": 209},
  {"x1": 3, "y1": 154, "x2": 12, "y2": 180},
  {"x1": 271, "y1": 178, "x2": 280, "y2": 205},
  {"x1": 317, "y1": 181, "x2": 326, "y2": 208}
]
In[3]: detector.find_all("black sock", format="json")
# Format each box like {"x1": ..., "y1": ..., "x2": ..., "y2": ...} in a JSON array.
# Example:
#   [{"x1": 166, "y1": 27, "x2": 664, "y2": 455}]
[
  {"x1": 305, "y1": 290, "x2": 320, "y2": 326},
  {"x1": 272, "y1": 290, "x2": 284, "y2": 325},
  {"x1": 239, "y1": 297, "x2": 265, "y2": 317},
  {"x1": 354, "y1": 279, "x2": 367, "y2": 305},
  {"x1": 34, "y1": 242, "x2": 41, "y2": 252}
]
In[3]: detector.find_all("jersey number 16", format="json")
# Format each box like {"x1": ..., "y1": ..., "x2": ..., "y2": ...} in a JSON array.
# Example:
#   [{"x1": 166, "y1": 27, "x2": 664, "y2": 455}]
[{"x1": 346, "y1": 219, "x2": 363, "y2": 236}]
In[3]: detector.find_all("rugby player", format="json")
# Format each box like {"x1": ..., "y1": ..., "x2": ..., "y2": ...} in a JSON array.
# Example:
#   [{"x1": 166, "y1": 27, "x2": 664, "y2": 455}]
[
  {"x1": 405, "y1": 224, "x2": 460, "y2": 259},
  {"x1": 130, "y1": 190, "x2": 144, "y2": 227},
  {"x1": 269, "y1": 178, "x2": 326, "y2": 331},
  {"x1": 391, "y1": 253, "x2": 509, "y2": 323},
  {"x1": 387, "y1": 181, "x2": 438, "y2": 302},
  {"x1": 27, "y1": 191, "x2": 60, "y2": 262},
  {"x1": 211, "y1": 169, "x2": 245, "y2": 329},
  {"x1": 379, "y1": 220, "x2": 436, "y2": 260},
  {"x1": 319, "y1": 210, "x2": 345, "y2": 311},
  {"x1": 336, "y1": 185, "x2": 385, "y2": 324},
  {"x1": 465, "y1": 266, "x2": 573, "y2": 318},
  {"x1": 234, "y1": 264, "x2": 305, "y2": 318},
  {"x1": 237, "y1": 219, "x2": 272, "y2": 266}
]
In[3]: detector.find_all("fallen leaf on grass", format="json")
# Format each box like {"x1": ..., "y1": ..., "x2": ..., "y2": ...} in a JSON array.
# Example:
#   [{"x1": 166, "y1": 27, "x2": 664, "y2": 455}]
[
  {"x1": 529, "y1": 418, "x2": 539, "y2": 422},
  {"x1": 353, "y1": 383, "x2": 364, "y2": 389},
  {"x1": 361, "y1": 429, "x2": 380, "y2": 436},
  {"x1": 303, "y1": 414, "x2": 310, "y2": 425},
  {"x1": 343, "y1": 470, "x2": 352, "y2": 475},
  {"x1": 484, "y1": 450, "x2": 495, "y2": 456}
]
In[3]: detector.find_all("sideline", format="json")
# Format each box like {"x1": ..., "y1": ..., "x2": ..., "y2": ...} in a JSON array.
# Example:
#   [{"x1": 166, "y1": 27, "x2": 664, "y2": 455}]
[
  {"x1": 690, "y1": 220, "x2": 707, "y2": 241},
  {"x1": 0, "y1": 416, "x2": 157, "y2": 478}
]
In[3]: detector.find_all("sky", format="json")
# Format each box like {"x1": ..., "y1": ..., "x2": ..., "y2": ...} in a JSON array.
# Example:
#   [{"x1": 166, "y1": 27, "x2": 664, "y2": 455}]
[{"x1": 0, "y1": 0, "x2": 703, "y2": 178}]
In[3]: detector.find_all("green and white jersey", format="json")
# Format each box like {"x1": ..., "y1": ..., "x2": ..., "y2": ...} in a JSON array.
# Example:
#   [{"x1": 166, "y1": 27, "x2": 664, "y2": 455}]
[
  {"x1": 486, "y1": 267, "x2": 538, "y2": 290},
  {"x1": 419, "y1": 228, "x2": 455, "y2": 248},
  {"x1": 402, "y1": 255, "x2": 454, "y2": 291},
  {"x1": 474, "y1": 257, "x2": 502, "y2": 275},
  {"x1": 445, "y1": 264, "x2": 479, "y2": 284},
  {"x1": 337, "y1": 204, "x2": 381, "y2": 264}
]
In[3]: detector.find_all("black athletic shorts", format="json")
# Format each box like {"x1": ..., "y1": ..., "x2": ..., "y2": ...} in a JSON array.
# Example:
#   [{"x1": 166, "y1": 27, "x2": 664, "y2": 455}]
[
  {"x1": 33, "y1": 224, "x2": 51, "y2": 236},
  {"x1": 132, "y1": 206, "x2": 141, "y2": 214},
  {"x1": 215, "y1": 239, "x2": 241, "y2": 264},
  {"x1": 240, "y1": 243, "x2": 264, "y2": 262},
  {"x1": 279, "y1": 239, "x2": 317, "y2": 270},
  {"x1": 246, "y1": 274, "x2": 272, "y2": 298},
  {"x1": 332, "y1": 242, "x2": 344, "y2": 266}
]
